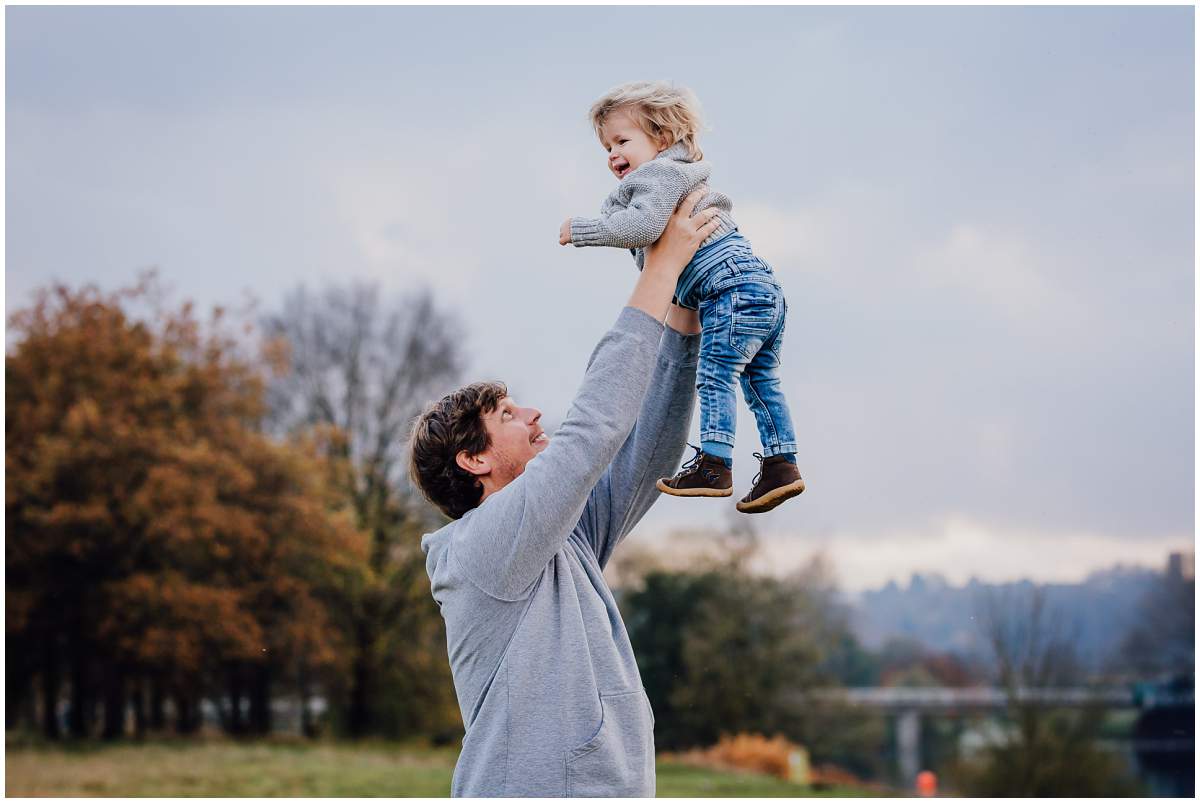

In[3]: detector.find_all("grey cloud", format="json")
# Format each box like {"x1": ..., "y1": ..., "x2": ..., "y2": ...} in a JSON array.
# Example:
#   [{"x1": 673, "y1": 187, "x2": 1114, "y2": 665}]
[{"x1": 6, "y1": 6, "x2": 1191, "y2": 588}]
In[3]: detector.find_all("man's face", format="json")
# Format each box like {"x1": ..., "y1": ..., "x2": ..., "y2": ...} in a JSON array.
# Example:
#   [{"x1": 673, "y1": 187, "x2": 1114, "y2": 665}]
[{"x1": 476, "y1": 397, "x2": 547, "y2": 486}]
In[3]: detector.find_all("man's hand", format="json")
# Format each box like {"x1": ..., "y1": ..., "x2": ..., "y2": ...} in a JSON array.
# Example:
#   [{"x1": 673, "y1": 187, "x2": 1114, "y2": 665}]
[
  {"x1": 643, "y1": 190, "x2": 721, "y2": 278},
  {"x1": 627, "y1": 190, "x2": 721, "y2": 321},
  {"x1": 559, "y1": 219, "x2": 572, "y2": 246}
]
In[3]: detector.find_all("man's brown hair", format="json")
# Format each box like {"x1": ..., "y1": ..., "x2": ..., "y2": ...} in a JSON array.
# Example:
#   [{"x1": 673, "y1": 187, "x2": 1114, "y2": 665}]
[{"x1": 408, "y1": 381, "x2": 508, "y2": 520}]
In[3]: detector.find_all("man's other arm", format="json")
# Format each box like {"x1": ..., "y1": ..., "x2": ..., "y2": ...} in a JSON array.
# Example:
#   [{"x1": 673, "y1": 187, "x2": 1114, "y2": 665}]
[{"x1": 579, "y1": 306, "x2": 700, "y2": 566}]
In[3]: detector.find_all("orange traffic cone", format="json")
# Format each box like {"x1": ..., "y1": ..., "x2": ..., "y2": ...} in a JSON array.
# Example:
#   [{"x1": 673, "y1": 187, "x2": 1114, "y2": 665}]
[{"x1": 916, "y1": 770, "x2": 937, "y2": 797}]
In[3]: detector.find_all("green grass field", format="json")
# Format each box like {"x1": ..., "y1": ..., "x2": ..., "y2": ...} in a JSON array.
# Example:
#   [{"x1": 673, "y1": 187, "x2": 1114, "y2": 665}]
[{"x1": 4, "y1": 739, "x2": 870, "y2": 797}]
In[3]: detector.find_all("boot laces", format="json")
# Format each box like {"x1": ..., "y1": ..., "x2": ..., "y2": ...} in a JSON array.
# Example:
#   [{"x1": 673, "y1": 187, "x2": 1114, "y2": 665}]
[
  {"x1": 749, "y1": 452, "x2": 766, "y2": 488},
  {"x1": 676, "y1": 443, "x2": 705, "y2": 478}
]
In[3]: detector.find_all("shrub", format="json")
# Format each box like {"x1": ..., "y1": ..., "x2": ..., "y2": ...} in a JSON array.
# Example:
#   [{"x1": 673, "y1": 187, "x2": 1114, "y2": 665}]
[{"x1": 671, "y1": 732, "x2": 796, "y2": 780}]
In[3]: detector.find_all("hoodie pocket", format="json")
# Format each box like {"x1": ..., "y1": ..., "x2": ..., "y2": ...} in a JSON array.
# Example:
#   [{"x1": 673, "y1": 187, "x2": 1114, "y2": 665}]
[{"x1": 565, "y1": 689, "x2": 655, "y2": 797}]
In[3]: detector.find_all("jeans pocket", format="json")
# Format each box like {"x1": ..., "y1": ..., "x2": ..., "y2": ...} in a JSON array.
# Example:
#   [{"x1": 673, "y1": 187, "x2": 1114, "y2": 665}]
[
  {"x1": 566, "y1": 689, "x2": 655, "y2": 797},
  {"x1": 731, "y1": 287, "x2": 778, "y2": 359}
]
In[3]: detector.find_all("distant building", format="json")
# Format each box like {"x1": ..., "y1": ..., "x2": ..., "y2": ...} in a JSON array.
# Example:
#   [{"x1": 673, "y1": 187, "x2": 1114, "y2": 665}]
[{"x1": 1166, "y1": 551, "x2": 1194, "y2": 582}]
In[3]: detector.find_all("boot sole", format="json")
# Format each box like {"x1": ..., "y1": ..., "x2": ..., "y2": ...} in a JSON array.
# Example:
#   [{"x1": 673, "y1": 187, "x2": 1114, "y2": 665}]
[
  {"x1": 736, "y1": 478, "x2": 806, "y2": 514},
  {"x1": 656, "y1": 479, "x2": 733, "y2": 497}
]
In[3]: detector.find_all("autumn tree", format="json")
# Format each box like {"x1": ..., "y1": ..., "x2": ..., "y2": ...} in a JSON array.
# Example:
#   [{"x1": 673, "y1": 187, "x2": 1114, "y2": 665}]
[
  {"x1": 6, "y1": 274, "x2": 363, "y2": 739},
  {"x1": 261, "y1": 282, "x2": 464, "y2": 738}
]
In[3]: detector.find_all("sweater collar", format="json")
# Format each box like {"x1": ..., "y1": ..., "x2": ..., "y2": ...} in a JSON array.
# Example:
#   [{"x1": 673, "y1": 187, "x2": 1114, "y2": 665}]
[{"x1": 656, "y1": 141, "x2": 695, "y2": 164}]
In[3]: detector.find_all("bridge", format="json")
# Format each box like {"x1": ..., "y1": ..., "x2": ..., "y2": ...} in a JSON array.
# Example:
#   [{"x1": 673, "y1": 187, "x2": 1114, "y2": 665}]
[{"x1": 797, "y1": 686, "x2": 1195, "y2": 787}]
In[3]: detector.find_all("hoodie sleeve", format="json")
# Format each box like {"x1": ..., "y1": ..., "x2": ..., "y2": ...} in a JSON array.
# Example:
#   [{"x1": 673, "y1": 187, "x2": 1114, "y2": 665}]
[
  {"x1": 448, "y1": 306, "x2": 664, "y2": 601},
  {"x1": 576, "y1": 324, "x2": 700, "y2": 567},
  {"x1": 569, "y1": 159, "x2": 694, "y2": 250}
]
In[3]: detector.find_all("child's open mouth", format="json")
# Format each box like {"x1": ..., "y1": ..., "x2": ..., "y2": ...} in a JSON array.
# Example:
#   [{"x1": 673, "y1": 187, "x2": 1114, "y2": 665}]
[{"x1": 613, "y1": 161, "x2": 631, "y2": 178}]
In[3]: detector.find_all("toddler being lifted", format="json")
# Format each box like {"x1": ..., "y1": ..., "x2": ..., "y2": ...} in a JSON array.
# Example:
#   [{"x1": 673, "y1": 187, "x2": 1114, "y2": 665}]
[{"x1": 559, "y1": 80, "x2": 805, "y2": 513}]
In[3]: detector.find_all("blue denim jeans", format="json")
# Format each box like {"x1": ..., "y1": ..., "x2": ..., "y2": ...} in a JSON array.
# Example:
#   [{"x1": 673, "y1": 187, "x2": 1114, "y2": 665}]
[{"x1": 695, "y1": 255, "x2": 797, "y2": 458}]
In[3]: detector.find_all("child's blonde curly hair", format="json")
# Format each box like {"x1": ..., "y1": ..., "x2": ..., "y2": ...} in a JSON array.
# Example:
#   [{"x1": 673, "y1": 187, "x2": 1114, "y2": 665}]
[{"x1": 589, "y1": 80, "x2": 705, "y2": 161}]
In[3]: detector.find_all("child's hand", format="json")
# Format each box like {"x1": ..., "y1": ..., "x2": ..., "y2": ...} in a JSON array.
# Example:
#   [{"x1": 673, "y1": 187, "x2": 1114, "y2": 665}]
[{"x1": 559, "y1": 219, "x2": 572, "y2": 246}]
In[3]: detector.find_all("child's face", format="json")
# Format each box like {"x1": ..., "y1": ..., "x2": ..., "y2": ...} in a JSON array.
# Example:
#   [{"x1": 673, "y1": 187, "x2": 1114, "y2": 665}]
[{"x1": 598, "y1": 108, "x2": 666, "y2": 180}]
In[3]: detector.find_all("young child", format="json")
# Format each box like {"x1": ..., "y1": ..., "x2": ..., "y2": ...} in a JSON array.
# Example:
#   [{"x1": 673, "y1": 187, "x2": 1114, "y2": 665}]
[{"x1": 559, "y1": 80, "x2": 805, "y2": 513}]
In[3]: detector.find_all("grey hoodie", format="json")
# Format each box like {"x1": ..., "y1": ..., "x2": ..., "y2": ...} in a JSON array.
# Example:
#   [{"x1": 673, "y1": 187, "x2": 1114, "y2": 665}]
[{"x1": 421, "y1": 307, "x2": 699, "y2": 797}]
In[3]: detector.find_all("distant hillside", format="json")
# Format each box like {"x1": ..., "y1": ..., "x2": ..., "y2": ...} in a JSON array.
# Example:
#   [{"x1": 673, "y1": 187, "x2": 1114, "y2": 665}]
[{"x1": 848, "y1": 563, "x2": 1163, "y2": 668}]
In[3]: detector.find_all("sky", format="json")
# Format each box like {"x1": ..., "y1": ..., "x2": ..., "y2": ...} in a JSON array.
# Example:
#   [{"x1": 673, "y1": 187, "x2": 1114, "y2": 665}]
[{"x1": 6, "y1": 6, "x2": 1194, "y2": 592}]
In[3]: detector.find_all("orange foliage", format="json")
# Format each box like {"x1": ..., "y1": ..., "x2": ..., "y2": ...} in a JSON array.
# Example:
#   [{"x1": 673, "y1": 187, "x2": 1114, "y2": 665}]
[
  {"x1": 671, "y1": 732, "x2": 797, "y2": 779},
  {"x1": 6, "y1": 274, "x2": 366, "y2": 701}
]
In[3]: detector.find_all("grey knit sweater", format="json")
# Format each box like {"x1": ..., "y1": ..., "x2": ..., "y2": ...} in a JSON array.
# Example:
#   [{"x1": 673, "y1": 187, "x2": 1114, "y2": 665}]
[{"x1": 569, "y1": 142, "x2": 737, "y2": 269}]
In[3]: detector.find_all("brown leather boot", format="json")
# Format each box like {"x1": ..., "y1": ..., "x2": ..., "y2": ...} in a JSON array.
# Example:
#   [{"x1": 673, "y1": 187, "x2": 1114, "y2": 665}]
[
  {"x1": 736, "y1": 453, "x2": 805, "y2": 513},
  {"x1": 656, "y1": 445, "x2": 733, "y2": 497}
]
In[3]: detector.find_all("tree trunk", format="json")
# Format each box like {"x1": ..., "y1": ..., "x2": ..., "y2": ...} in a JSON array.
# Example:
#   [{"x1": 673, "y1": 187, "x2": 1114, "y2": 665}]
[
  {"x1": 174, "y1": 691, "x2": 199, "y2": 734},
  {"x1": 132, "y1": 677, "x2": 147, "y2": 738},
  {"x1": 101, "y1": 665, "x2": 124, "y2": 739},
  {"x1": 227, "y1": 665, "x2": 245, "y2": 735},
  {"x1": 7, "y1": 633, "x2": 31, "y2": 730},
  {"x1": 249, "y1": 663, "x2": 271, "y2": 735},
  {"x1": 348, "y1": 621, "x2": 373, "y2": 737},
  {"x1": 149, "y1": 676, "x2": 166, "y2": 731},
  {"x1": 41, "y1": 637, "x2": 61, "y2": 740},
  {"x1": 298, "y1": 663, "x2": 317, "y2": 739},
  {"x1": 68, "y1": 640, "x2": 90, "y2": 738}
]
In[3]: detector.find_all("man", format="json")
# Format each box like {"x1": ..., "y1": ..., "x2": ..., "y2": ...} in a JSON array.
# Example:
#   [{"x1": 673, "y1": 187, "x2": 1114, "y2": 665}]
[{"x1": 408, "y1": 191, "x2": 721, "y2": 796}]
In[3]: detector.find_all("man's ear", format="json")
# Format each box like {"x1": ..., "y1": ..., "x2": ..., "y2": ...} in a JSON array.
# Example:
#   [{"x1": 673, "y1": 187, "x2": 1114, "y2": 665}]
[{"x1": 456, "y1": 449, "x2": 490, "y2": 477}]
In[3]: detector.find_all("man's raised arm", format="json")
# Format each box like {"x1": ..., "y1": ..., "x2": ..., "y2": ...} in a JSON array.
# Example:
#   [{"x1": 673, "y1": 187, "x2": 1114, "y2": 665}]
[{"x1": 450, "y1": 194, "x2": 722, "y2": 600}]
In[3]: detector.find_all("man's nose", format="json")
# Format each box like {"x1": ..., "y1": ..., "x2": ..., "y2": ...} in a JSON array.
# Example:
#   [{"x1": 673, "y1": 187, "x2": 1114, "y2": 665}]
[{"x1": 525, "y1": 407, "x2": 542, "y2": 425}]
